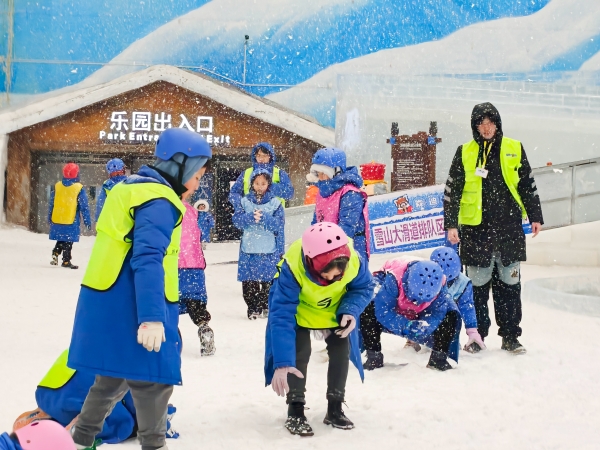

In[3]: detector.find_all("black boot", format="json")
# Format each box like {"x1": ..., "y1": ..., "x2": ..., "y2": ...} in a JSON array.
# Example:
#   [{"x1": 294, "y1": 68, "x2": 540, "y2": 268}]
[
  {"x1": 363, "y1": 350, "x2": 384, "y2": 371},
  {"x1": 323, "y1": 400, "x2": 354, "y2": 430},
  {"x1": 284, "y1": 402, "x2": 313, "y2": 436},
  {"x1": 501, "y1": 337, "x2": 527, "y2": 355},
  {"x1": 61, "y1": 261, "x2": 78, "y2": 269},
  {"x1": 464, "y1": 342, "x2": 483, "y2": 354},
  {"x1": 426, "y1": 350, "x2": 453, "y2": 371}
]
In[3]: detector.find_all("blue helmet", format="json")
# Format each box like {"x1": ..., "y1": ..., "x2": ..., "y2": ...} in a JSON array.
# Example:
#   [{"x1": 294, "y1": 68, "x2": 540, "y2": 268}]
[
  {"x1": 403, "y1": 261, "x2": 444, "y2": 304},
  {"x1": 312, "y1": 148, "x2": 347, "y2": 172},
  {"x1": 430, "y1": 247, "x2": 462, "y2": 282},
  {"x1": 106, "y1": 158, "x2": 125, "y2": 173},
  {"x1": 155, "y1": 128, "x2": 212, "y2": 160}
]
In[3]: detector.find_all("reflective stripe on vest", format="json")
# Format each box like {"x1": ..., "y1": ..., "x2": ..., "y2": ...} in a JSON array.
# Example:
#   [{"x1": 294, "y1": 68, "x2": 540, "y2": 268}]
[
  {"x1": 243, "y1": 167, "x2": 285, "y2": 206},
  {"x1": 458, "y1": 137, "x2": 527, "y2": 226},
  {"x1": 51, "y1": 182, "x2": 82, "y2": 224},
  {"x1": 81, "y1": 182, "x2": 186, "y2": 302},
  {"x1": 38, "y1": 350, "x2": 76, "y2": 390},
  {"x1": 278, "y1": 239, "x2": 360, "y2": 329}
]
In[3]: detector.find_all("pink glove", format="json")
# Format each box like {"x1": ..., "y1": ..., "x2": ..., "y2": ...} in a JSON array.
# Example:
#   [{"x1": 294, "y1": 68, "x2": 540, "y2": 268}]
[
  {"x1": 465, "y1": 328, "x2": 486, "y2": 350},
  {"x1": 335, "y1": 315, "x2": 356, "y2": 338},
  {"x1": 271, "y1": 367, "x2": 304, "y2": 397}
]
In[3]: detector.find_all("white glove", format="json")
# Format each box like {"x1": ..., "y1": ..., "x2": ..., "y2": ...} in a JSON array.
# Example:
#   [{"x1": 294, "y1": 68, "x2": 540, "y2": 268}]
[
  {"x1": 335, "y1": 314, "x2": 356, "y2": 338},
  {"x1": 271, "y1": 367, "x2": 304, "y2": 397},
  {"x1": 137, "y1": 322, "x2": 166, "y2": 352}
]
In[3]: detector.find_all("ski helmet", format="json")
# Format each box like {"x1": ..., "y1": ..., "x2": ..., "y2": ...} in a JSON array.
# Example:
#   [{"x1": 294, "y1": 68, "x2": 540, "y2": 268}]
[
  {"x1": 106, "y1": 158, "x2": 125, "y2": 174},
  {"x1": 155, "y1": 128, "x2": 212, "y2": 160},
  {"x1": 62, "y1": 163, "x2": 79, "y2": 179},
  {"x1": 403, "y1": 261, "x2": 444, "y2": 304},
  {"x1": 14, "y1": 420, "x2": 76, "y2": 450},
  {"x1": 302, "y1": 222, "x2": 349, "y2": 258},
  {"x1": 430, "y1": 247, "x2": 462, "y2": 282},
  {"x1": 311, "y1": 148, "x2": 347, "y2": 173}
]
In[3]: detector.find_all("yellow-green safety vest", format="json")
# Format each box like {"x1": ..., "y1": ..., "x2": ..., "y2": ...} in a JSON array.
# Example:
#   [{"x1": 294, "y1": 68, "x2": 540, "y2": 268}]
[
  {"x1": 458, "y1": 137, "x2": 527, "y2": 226},
  {"x1": 243, "y1": 167, "x2": 285, "y2": 206},
  {"x1": 51, "y1": 182, "x2": 82, "y2": 224},
  {"x1": 278, "y1": 239, "x2": 360, "y2": 329},
  {"x1": 38, "y1": 350, "x2": 76, "y2": 390},
  {"x1": 81, "y1": 181, "x2": 186, "y2": 302}
]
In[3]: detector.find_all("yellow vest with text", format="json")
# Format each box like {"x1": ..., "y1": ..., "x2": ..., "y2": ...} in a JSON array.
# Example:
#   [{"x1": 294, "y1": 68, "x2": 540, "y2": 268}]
[
  {"x1": 243, "y1": 167, "x2": 285, "y2": 206},
  {"x1": 51, "y1": 182, "x2": 83, "y2": 224},
  {"x1": 38, "y1": 350, "x2": 76, "y2": 390},
  {"x1": 81, "y1": 181, "x2": 186, "y2": 302},
  {"x1": 278, "y1": 239, "x2": 360, "y2": 329},
  {"x1": 458, "y1": 137, "x2": 527, "y2": 226}
]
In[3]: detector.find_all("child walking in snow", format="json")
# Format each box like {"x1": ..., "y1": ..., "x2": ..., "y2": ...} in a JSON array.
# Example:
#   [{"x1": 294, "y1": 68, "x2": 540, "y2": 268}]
[
  {"x1": 193, "y1": 199, "x2": 215, "y2": 249},
  {"x1": 179, "y1": 189, "x2": 216, "y2": 356},
  {"x1": 265, "y1": 223, "x2": 374, "y2": 436},
  {"x1": 232, "y1": 169, "x2": 284, "y2": 319},
  {"x1": 48, "y1": 163, "x2": 92, "y2": 269},
  {"x1": 1, "y1": 420, "x2": 75, "y2": 450},
  {"x1": 360, "y1": 259, "x2": 462, "y2": 371}
]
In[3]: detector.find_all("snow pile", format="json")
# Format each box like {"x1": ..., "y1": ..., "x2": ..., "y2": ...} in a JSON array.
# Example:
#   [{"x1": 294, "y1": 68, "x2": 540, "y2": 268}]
[{"x1": 524, "y1": 275, "x2": 600, "y2": 317}]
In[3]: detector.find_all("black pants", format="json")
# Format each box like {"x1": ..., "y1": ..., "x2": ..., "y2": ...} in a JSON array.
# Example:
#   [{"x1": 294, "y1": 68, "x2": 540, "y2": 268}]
[
  {"x1": 287, "y1": 327, "x2": 349, "y2": 405},
  {"x1": 360, "y1": 301, "x2": 459, "y2": 354},
  {"x1": 242, "y1": 281, "x2": 272, "y2": 313},
  {"x1": 52, "y1": 241, "x2": 73, "y2": 263},
  {"x1": 472, "y1": 268, "x2": 522, "y2": 339},
  {"x1": 181, "y1": 299, "x2": 211, "y2": 326}
]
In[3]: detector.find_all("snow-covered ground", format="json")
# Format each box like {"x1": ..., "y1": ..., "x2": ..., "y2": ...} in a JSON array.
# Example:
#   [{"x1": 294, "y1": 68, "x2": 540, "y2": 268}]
[{"x1": 1, "y1": 223, "x2": 598, "y2": 449}]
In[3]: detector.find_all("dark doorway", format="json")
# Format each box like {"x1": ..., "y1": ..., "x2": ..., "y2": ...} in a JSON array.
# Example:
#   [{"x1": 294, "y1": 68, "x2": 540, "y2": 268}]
[{"x1": 213, "y1": 160, "x2": 245, "y2": 241}]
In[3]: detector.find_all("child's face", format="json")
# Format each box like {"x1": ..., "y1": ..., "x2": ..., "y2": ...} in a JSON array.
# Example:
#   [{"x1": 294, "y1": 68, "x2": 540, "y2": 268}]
[
  {"x1": 255, "y1": 150, "x2": 271, "y2": 164},
  {"x1": 198, "y1": 204, "x2": 206, "y2": 211},
  {"x1": 317, "y1": 172, "x2": 331, "y2": 181},
  {"x1": 252, "y1": 175, "x2": 269, "y2": 195},
  {"x1": 182, "y1": 166, "x2": 207, "y2": 200},
  {"x1": 320, "y1": 267, "x2": 343, "y2": 282}
]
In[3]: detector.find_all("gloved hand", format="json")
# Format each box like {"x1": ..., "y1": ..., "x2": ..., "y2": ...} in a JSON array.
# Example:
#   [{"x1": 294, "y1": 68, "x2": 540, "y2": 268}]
[
  {"x1": 335, "y1": 314, "x2": 356, "y2": 338},
  {"x1": 137, "y1": 322, "x2": 166, "y2": 352},
  {"x1": 253, "y1": 210, "x2": 263, "y2": 223},
  {"x1": 271, "y1": 367, "x2": 304, "y2": 397},
  {"x1": 464, "y1": 328, "x2": 486, "y2": 350}
]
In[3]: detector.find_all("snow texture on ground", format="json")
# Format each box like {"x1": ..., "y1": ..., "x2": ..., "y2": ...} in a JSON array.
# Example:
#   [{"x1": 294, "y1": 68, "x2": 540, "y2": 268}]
[{"x1": 0, "y1": 224, "x2": 598, "y2": 449}]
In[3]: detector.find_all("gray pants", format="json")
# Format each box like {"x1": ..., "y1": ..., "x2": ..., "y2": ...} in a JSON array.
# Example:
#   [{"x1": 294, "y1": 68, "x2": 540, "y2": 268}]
[{"x1": 72, "y1": 375, "x2": 173, "y2": 450}]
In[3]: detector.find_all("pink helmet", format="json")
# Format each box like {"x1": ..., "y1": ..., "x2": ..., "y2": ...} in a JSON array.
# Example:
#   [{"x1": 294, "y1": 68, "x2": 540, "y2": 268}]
[
  {"x1": 14, "y1": 420, "x2": 76, "y2": 450},
  {"x1": 302, "y1": 222, "x2": 349, "y2": 258}
]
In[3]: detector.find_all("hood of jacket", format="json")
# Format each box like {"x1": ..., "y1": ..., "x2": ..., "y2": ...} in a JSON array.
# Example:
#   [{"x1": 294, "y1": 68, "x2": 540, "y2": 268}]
[
  {"x1": 317, "y1": 166, "x2": 364, "y2": 198},
  {"x1": 471, "y1": 102, "x2": 503, "y2": 145},
  {"x1": 251, "y1": 142, "x2": 276, "y2": 172},
  {"x1": 61, "y1": 176, "x2": 80, "y2": 186}
]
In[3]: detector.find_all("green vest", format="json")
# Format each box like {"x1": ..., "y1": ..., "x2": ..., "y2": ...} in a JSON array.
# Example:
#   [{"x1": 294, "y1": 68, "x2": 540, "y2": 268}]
[
  {"x1": 81, "y1": 181, "x2": 186, "y2": 302},
  {"x1": 243, "y1": 167, "x2": 285, "y2": 206},
  {"x1": 38, "y1": 350, "x2": 76, "y2": 390},
  {"x1": 279, "y1": 239, "x2": 360, "y2": 329},
  {"x1": 458, "y1": 137, "x2": 527, "y2": 226}
]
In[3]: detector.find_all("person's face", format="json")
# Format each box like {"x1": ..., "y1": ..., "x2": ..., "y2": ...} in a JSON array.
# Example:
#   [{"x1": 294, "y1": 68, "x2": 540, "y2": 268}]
[
  {"x1": 317, "y1": 172, "x2": 331, "y2": 181},
  {"x1": 182, "y1": 166, "x2": 207, "y2": 200},
  {"x1": 255, "y1": 150, "x2": 271, "y2": 164},
  {"x1": 198, "y1": 204, "x2": 206, "y2": 211},
  {"x1": 477, "y1": 118, "x2": 497, "y2": 140},
  {"x1": 320, "y1": 266, "x2": 343, "y2": 281},
  {"x1": 252, "y1": 175, "x2": 269, "y2": 195}
]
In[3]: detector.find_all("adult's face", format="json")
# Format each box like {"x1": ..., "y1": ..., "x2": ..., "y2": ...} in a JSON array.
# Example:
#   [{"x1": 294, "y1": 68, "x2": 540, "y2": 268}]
[{"x1": 477, "y1": 118, "x2": 497, "y2": 140}]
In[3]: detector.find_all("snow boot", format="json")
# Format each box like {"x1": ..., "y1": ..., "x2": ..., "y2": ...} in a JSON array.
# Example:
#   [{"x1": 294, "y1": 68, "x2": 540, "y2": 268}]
[
  {"x1": 404, "y1": 340, "x2": 421, "y2": 352},
  {"x1": 62, "y1": 261, "x2": 78, "y2": 269},
  {"x1": 284, "y1": 402, "x2": 314, "y2": 437},
  {"x1": 50, "y1": 253, "x2": 59, "y2": 266},
  {"x1": 501, "y1": 337, "x2": 527, "y2": 355},
  {"x1": 464, "y1": 342, "x2": 483, "y2": 354},
  {"x1": 199, "y1": 324, "x2": 215, "y2": 356},
  {"x1": 261, "y1": 308, "x2": 269, "y2": 319},
  {"x1": 426, "y1": 350, "x2": 453, "y2": 371},
  {"x1": 363, "y1": 350, "x2": 384, "y2": 371},
  {"x1": 247, "y1": 309, "x2": 261, "y2": 320},
  {"x1": 323, "y1": 400, "x2": 354, "y2": 430}
]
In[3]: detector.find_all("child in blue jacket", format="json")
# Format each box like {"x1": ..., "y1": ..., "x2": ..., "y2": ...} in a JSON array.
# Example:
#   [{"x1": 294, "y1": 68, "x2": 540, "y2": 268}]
[
  {"x1": 48, "y1": 163, "x2": 92, "y2": 269},
  {"x1": 232, "y1": 169, "x2": 284, "y2": 319},
  {"x1": 1, "y1": 420, "x2": 75, "y2": 450},
  {"x1": 265, "y1": 223, "x2": 374, "y2": 436},
  {"x1": 193, "y1": 199, "x2": 215, "y2": 248},
  {"x1": 95, "y1": 158, "x2": 127, "y2": 221}
]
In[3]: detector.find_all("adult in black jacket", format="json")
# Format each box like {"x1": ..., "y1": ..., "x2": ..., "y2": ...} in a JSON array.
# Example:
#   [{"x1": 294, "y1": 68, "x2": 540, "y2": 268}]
[{"x1": 444, "y1": 102, "x2": 543, "y2": 354}]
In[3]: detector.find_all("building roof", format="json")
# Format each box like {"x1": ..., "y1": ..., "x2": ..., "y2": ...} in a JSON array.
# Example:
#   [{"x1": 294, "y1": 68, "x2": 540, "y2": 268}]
[{"x1": 0, "y1": 65, "x2": 335, "y2": 147}]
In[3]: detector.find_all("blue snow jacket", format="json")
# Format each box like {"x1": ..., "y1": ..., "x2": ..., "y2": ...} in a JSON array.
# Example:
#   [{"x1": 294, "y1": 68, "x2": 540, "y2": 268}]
[
  {"x1": 228, "y1": 143, "x2": 294, "y2": 211},
  {"x1": 178, "y1": 268, "x2": 208, "y2": 307},
  {"x1": 232, "y1": 188, "x2": 285, "y2": 282},
  {"x1": 95, "y1": 175, "x2": 127, "y2": 221},
  {"x1": 35, "y1": 372, "x2": 136, "y2": 444},
  {"x1": 0, "y1": 434, "x2": 20, "y2": 450},
  {"x1": 373, "y1": 271, "x2": 462, "y2": 362},
  {"x1": 447, "y1": 273, "x2": 477, "y2": 329},
  {"x1": 264, "y1": 252, "x2": 375, "y2": 385},
  {"x1": 68, "y1": 166, "x2": 183, "y2": 385},
  {"x1": 198, "y1": 211, "x2": 215, "y2": 243},
  {"x1": 312, "y1": 166, "x2": 368, "y2": 261},
  {"x1": 48, "y1": 177, "x2": 92, "y2": 242}
]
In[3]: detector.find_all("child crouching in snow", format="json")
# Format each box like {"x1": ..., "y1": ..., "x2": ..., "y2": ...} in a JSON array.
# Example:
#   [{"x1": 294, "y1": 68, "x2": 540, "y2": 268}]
[
  {"x1": 1, "y1": 421, "x2": 75, "y2": 450},
  {"x1": 265, "y1": 223, "x2": 374, "y2": 436},
  {"x1": 232, "y1": 169, "x2": 284, "y2": 319},
  {"x1": 179, "y1": 184, "x2": 216, "y2": 356},
  {"x1": 361, "y1": 259, "x2": 462, "y2": 371}
]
